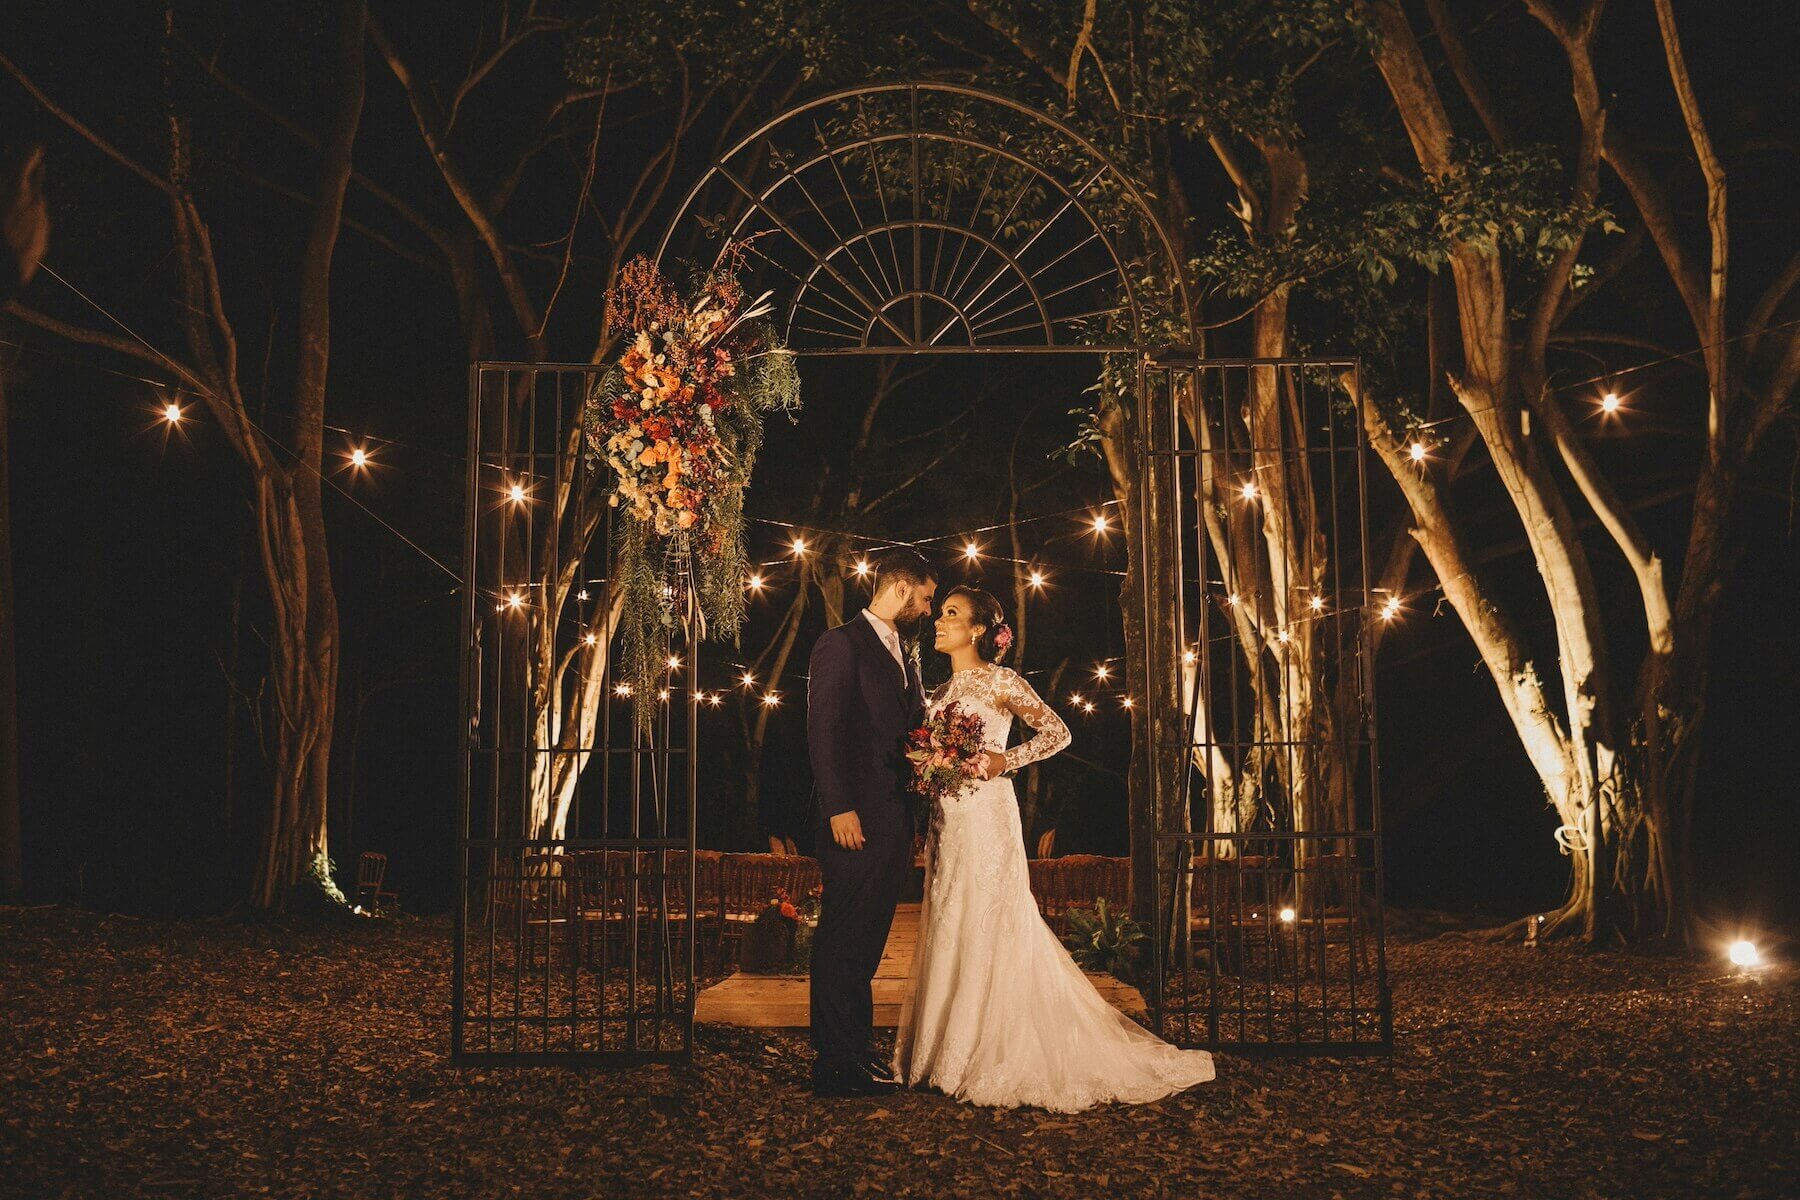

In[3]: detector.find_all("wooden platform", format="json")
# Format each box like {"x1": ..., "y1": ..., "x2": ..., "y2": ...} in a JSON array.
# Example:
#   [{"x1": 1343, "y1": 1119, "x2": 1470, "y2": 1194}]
[{"x1": 695, "y1": 903, "x2": 1147, "y2": 1028}]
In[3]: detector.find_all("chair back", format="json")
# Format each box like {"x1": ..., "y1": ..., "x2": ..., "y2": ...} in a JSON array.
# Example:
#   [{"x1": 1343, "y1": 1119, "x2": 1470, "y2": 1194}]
[
  {"x1": 720, "y1": 853, "x2": 819, "y2": 917},
  {"x1": 1034, "y1": 828, "x2": 1056, "y2": 859},
  {"x1": 356, "y1": 851, "x2": 387, "y2": 890}
]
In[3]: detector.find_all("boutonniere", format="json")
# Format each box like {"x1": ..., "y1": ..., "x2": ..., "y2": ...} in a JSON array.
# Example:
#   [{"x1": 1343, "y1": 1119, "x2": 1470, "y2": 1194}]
[{"x1": 906, "y1": 637, "x2": 923, "y2": 674}]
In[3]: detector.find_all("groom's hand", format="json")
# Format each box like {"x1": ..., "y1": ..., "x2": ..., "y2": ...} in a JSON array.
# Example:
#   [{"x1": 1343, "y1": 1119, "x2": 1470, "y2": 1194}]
[{"x1": 829, "y1": 810, "x2": 866, "y2": 851}]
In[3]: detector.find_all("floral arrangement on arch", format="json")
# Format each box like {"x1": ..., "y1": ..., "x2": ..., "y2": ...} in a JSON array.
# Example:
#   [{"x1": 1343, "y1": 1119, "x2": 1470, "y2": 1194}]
[{"x1": 582, "y1": 246, "x2": 800, "y2": 729}]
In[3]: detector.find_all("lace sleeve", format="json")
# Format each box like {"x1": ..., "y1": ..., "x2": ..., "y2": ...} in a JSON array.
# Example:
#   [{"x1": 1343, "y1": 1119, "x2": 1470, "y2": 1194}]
[{"x1": 995, "y1": 667, "x2": 1072, "y2": 772}]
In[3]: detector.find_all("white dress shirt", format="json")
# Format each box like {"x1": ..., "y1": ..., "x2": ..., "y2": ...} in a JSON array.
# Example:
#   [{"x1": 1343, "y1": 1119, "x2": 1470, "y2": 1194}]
[{"x1": 862, "y1": 608, "x2": 907, "y2": 678}]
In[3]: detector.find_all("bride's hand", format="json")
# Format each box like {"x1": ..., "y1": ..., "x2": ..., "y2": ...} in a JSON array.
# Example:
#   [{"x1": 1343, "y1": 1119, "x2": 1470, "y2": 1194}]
[{"x1": 977, "y1": 750, "x2": 1008, "y2": 780}]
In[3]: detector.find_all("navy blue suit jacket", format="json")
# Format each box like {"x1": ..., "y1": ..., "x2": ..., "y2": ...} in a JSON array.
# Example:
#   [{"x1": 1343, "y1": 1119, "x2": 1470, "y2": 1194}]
[{"x1": 807, "y1": 615, "x2": 926, "y2": 823}]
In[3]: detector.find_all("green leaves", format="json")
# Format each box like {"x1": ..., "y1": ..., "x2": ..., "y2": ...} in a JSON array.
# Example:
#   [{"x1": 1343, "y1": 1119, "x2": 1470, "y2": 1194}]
[{"x1": 1061, "y1": 897, "x2": 1147, "y2": 984}]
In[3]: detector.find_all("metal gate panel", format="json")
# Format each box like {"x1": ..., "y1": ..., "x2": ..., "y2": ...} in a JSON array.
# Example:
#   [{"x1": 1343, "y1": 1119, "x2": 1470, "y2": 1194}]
[
  {"x1": 1139, "y1": 354, "x2": 1393, "y2": 1055},
  {"x1": 454, "y1": 363, "x2": 698, "y2": 1067}
]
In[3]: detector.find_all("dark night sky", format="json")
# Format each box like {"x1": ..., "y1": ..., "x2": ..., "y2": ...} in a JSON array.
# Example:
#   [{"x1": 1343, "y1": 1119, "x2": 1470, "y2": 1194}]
[{"x1": 2, "y1": 1, "x2": 1796, "y2": 927}]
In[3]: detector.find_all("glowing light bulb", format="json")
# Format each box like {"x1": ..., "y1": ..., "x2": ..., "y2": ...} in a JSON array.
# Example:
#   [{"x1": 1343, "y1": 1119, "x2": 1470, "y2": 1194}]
[
  {"x1": 1091, "y1": 513, "x2": 1110, "y2": 534},
  {"x1": 1276, "y1": 628, "x2": 1291, "y2": 644},
  {"x1": 1183, "y1": 648, "x2": 1197, "y2": 665},
  {"x1": 505, "y1": 591, "x2": 525, "y2": 611},
  {"x1": 577, "y1": 589, "x2": 590, "y2": 602},
  {"x1": 1601, "y1": 392, "x2": 1621, "y2": 413},
  {"x1": 1240, "y1": 480, "x2": 1258, "y2": 500},
  {"x1": 1380, "y1": 597, "x2": 1402, "y2": 622},
  {"x1": 349, "y1": 446, "x2": 369, "y2": 469},
  {"x1": 762, "y1": 692, "x2": 781, "y2": 707},
  {"x1": 163, "y1": 402, "x2": 183, "y2": 423},
  {"x1": 790, "y1": 536, "x2": 808, "y2": 555},
  {"x1": 1081, "y1": 701, "x2": 1096, "y2": 713},
  {"x1": 658, "y1": 689, "x2": 670, "y2": 701},
  {"x1": 747, "y1": 573, "x2": 765, "y2": 591},
  {"x1": 1093, "y1": 664, "x2": 1110, "y2": 681},
  {"x1": 1279, "y1": 907, "x2": 1296, "y2": 923},
  {"x1": 583, "y1": 632, "x2": 598, "y2": 647},
  {"x1": 1309, "y1": 594, "x2": 1325, "y2": 612},
  {"x1": 740, "y1": 671, "x2": 756, "y2": 687},
  {"x1": 1728, "y1": 939, "x2": 1760, "y2": 967},
  {"x1": 1028, "y1": 571, "x2": 1046, "y2": 589},
  {"x1": 614, "y1": 682, "x2": 632, "y2": 697},
  {"x1": 667, "y1": 655, "x2": 682, "y2": 670},
  {"x1": 964, "y1": 542, "x2": 980, "y2": 560},
  {"x1": 1409, "y1": 441, "x2": 1426, "y2": 462},
  {"x1": 1120, "y1": 696, "x2": 1135, "y2": 709},
  {"x1": 1069, "y1": 693, "x2": 1084, "y2": 706},
  {"x1": 708, "y1": 693, "x2": 724, "y2": 707},
  {"x1": 1227, "y1": 593, "x2": 1239, "y2": 607},
  {"x1": 508, "y1": 481, "x2": 526, "y2": 504},
  {"x1": 854, "y1": 559, "x2": 871, "y2": 577}
]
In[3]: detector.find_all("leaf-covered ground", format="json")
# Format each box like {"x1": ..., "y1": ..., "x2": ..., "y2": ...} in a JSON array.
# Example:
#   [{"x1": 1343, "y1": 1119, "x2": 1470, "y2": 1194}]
[{"x1": 2, "y1": 904, "x2": 1793, "y2": 1199}]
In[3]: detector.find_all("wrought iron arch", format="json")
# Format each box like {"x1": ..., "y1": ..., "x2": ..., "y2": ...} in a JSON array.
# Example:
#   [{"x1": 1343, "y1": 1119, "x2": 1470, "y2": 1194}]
[{"x1": 654, "y1": 81, "x2": 1195, "y2": 353}]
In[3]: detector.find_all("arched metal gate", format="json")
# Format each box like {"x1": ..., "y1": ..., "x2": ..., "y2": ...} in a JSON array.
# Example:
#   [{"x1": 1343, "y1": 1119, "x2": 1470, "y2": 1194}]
[{"x1": 453, "y1": 82, "x2": 1389, "y2": 1066}]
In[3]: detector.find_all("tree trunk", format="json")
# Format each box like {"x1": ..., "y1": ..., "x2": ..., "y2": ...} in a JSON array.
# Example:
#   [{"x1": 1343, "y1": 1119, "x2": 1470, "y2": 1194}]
[{"x1": 0, "y1": 362, "x2": 21, "y2": 899}]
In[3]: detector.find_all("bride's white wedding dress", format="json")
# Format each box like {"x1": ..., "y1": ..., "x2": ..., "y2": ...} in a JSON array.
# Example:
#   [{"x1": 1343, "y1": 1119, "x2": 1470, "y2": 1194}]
[{"x1": 892, "y1": 663, "x2": 1215, "y2": 1112}]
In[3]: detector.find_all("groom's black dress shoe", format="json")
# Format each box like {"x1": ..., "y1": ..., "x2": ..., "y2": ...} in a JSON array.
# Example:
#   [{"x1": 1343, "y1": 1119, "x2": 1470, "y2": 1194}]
[
  {"x1": 858, "y1": 1051, "x2": 899, "y2": 1085},
  {"x1": 811, "y1": 1057, "x2": 901, "y2": 1098}
]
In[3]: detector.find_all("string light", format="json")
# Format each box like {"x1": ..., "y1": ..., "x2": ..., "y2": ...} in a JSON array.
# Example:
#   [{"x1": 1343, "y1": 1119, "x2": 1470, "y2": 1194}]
[
  {"x1": 507, "y1": 480, "x2": 527, "y2": 505},
  {"x1": 1309, "y1": 594, "x2": 1325, "y2": 612},
  {"x1": 1183, "y1": 648, "x2": 1197, "y2": 665},
  {"x1": 708, "y1": 692, "x2": 724, "y2": 707},
  {"x1": 1227, "y1": 592, "x2": 1239, "y2": 606},
  {"x1": 747, "y1": 573, "x2": 765, "y2": 592},
  {"x1": 1728, "y1": 939, "x2": 1761, "y2": 968},
  {"x1": 1080, "y1": 700, "x2": 1096, "y2": 713},
  {"x1": 1380, "y1": 596, "x2": 1402, "y2": 622},
  {"x1": 1276, "y1": 627, "x2": 1291, "y2": 644},
  {"x1": 1279, "y1": 906, "x2": 1296, "y2": 923},
  {"x1": 1120, "y1": 696, "x2": 1135, "y2": 709},
  {"x1": 1028, "y1": 570, "x2": 1046, "y2": 589},
  {"x1": 1239, "y1": 480, "x2": 1257, "y2": 500},
  {"x1": 505, "y1": 591, "x2": 525, "y2": 611},
  {"x1": 614, "y1": 682, "x2": 632, "y2": 697},
  {"x1": 583, "y1": 631, "x2": 598, "y2": 647},
  {"x1": 1093, "y1": 664, "x2": 1111, "y2": 681},
  {"x1": 853, "y1": 558, "x2": 871, "y2": 577},
  {"x1": 1408, "y1": 440, "x2": 1427, "y2": 462},
  {"x1": 658, "y1": 688, "x2": 670, "y2": 701},
  {"x1": 1069, "y1": 692, "x2": 1084, "y2": 706},
  {"x1": 577, "y1": 589, "x2": 590, "y2": 602},
  {"x1": 1090, "y1": 513, "x2": 1110, "y2": 534},
  {"x1": 740, "y1": 671, "x2": 757, "y2": 687},
  {"x1": 1600, "y1": 391, "x2": 1622, "y2": 414},
  {"x1": 162, "y1": 401, "x2": 184, "y2": 424},
  {"x1": 789, "y1": 536, "x2": 808, "y2": 556},
  {"x1": 348, "y1": 446, "x2": 370, "y2": 470},
  {"x1": 667, "y1": 655, "x2": 682, "y2": 670},
  {"x1": 963, "y1": 541, "x2": 981, "y2": 561},
  {"x1": 761, "y1": 692, "x2": 781, "y2": 707}
]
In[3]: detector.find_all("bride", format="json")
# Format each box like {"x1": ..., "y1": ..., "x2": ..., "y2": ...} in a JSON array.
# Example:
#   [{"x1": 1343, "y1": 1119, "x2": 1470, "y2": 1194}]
[{"x1": 892, "y1": 585, "x2": 1216, "y2": 1112}]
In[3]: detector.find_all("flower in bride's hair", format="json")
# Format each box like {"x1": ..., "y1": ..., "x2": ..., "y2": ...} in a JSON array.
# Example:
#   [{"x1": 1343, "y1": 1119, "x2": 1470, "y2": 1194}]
[{"x1": 993, "y1": 624, "x2": 1013, "y2": 652}]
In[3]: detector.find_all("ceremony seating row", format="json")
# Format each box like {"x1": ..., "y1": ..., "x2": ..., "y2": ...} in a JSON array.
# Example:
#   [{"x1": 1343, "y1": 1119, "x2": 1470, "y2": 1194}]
[{"x1": 477, "y1": 848, "x2": 1364, "y2": 971}]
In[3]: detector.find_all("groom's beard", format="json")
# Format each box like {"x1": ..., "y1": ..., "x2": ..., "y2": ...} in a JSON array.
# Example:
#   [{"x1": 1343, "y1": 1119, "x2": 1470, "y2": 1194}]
[{"x1": 895, "y1": 611, "x2": 927, "y2": 641}]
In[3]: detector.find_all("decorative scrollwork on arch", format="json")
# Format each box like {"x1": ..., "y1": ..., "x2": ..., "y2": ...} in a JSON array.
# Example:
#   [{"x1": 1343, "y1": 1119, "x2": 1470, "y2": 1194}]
[{"x1": 656, "y1": 82, "x2": 1193, "y2": 353}]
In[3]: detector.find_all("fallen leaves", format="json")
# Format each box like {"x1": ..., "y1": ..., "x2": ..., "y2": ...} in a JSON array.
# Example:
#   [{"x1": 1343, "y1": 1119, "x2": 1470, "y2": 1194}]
[{"x1": 0, "y1": 904, "x2": 1794, "y2": 1199}]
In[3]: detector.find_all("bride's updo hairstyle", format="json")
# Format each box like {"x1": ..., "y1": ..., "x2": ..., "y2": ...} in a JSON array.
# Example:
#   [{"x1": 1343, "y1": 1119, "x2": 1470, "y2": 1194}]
[{"x1": 947, "y1": 585, "x2": 1011, "y2": 664}]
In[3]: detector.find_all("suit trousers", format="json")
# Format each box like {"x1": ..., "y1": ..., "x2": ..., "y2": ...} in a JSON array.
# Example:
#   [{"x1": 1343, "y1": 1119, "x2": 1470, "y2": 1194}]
[{"x1": 809, "y1": 799, "x2": 913, "y2": 1061}]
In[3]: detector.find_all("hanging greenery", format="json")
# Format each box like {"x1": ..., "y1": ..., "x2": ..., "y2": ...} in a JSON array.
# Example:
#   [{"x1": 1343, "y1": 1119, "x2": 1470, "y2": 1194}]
[{"x1": 582, "y1": 247, "x2": 801, "y2": 731}]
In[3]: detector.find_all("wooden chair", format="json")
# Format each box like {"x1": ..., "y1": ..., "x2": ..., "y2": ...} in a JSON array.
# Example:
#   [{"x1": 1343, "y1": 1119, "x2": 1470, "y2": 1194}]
[
  {"x1": 718, "y1": 853, "x2": 818, "y2": 966},
  {"x1": 355, "y1": 851, "x2": 398, "y2": 914},
  {"x1": 1029, "y1": 855, "x2": 1131, "y2": 936},
  {"x1": 488, "y1": 852, "x2": 577, "y2": 969}
]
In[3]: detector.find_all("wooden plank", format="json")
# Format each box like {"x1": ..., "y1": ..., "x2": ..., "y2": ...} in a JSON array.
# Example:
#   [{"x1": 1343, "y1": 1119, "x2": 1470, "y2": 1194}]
[{"x1": 696, "y1": 902, "x2": 1147, "y2": 1027}]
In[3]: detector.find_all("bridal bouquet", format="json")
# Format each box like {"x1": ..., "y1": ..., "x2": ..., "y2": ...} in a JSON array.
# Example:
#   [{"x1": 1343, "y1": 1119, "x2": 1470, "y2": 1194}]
[{"x1": 905, "y1": 702, "x2": 989, "y2": 801}]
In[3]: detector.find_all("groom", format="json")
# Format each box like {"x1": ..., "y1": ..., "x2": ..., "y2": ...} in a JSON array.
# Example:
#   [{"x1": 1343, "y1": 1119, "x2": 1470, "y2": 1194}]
[{"x1": 805, "y1": 548, "x2": 937, "y2": 1097}]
